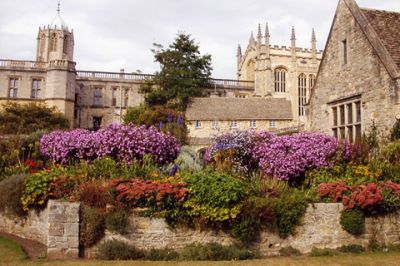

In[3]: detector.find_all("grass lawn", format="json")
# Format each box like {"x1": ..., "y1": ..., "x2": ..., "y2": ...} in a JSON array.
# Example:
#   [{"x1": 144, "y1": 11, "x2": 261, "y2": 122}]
[{"x1": 1, "y1": 236, "x2": 400, "y2": 266}]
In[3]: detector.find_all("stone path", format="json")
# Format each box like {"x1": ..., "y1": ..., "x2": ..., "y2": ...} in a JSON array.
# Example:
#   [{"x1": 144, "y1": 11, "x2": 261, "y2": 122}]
[{"x1": 0, "y1": 232, "x2": 46, "y2": 259}]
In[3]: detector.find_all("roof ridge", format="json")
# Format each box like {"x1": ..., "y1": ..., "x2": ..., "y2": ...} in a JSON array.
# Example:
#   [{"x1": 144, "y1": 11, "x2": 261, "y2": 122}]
[{"x1": 360, "y1": 7, "x2": 400, "y2": 15}]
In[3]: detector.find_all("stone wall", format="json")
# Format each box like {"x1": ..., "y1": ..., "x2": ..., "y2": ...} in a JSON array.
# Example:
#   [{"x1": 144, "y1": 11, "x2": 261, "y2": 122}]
[
  {"x1": 0, "y1": 200, "x2": 80, "y2": 259},
  {"x1": 87, "y1": 203, "x2": 400, "y2": 258}
]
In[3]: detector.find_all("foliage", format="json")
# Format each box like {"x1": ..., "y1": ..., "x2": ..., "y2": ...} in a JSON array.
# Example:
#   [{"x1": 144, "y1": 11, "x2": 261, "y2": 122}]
[
  {"x1": 80, "y1": 206, "x2": 105, "y2": 248},
  {"x1": 105, "y1": 210, "x2": 130, "y2": 234},
  {"x1": 279, "y1": 246, "x2": 301, "y2": 256},
  {"x1": 390, "y1": 119, "x2": 400, "y2": 141},
  {"x1": 144, "y1": 248, "x2": 179, "y2": 261},
  {"x1": 0, "y1": 102, "x2": 69, "y2": 135},
  {"x1": 40, "y1": 124, "x2": 180, "y2": 165},
  {"x1": 78, "y1": 182, "x2": 112, "y2": 208},
  {"x1": 49, "y1": 175, "x2": 80, "y2": 201},
  {"x1": 205, "y1": 130, "x2": 274, "y2": 176},
  {"x1": 0, "y1": 174, "x2": 27, "y2": 217},
  {"x1": 140, "y1": 33, "x2": 213, "y2": 111},
  {"x1": 173, "y1": 146, "x2": 203, "y2": 173},
  {"x1": 183, "y1": 169, "x2": 248, "y2": 222},
  {"x1": 340, "y1": 208, "x2": 365, "y2": 235},
  {"x1": 108, "y1": 178, "x2": 188, "y2": 211},
  {"x1": 252, "y1": 132, "x2": 338, "y2": 182},
  {"x1": 21, "y1": 168, "x2": 65, "y2": 211},
  {"x1": 337, "y1": 244, "x2": 365, "y2": 253},
  {"x1": 124, "y1": 105, "x2": 187, "y2": 144},
  {"x1": 179, "y1": 243, "x2": 258, "y2": 261},
  {"x1": 96, "y1": 240, "x2": 144, "y2": 260}
]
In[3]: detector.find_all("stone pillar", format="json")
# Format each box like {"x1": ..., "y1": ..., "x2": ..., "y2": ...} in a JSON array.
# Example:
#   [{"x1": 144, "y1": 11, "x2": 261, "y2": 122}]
[{"x1": 47, "y1": 200, "x2": 80, "y2": 259}]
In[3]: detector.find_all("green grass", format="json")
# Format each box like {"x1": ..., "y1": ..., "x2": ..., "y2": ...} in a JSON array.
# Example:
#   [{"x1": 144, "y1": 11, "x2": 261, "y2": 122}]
[{"x1": 0, "y1": 236, "x2": 27, "y2": 264}]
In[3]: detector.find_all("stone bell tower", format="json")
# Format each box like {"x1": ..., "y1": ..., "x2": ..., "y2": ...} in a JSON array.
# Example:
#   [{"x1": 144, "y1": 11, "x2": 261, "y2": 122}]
[{"x1": 37, "y1": 2, "x2": 76, "y2": 126}]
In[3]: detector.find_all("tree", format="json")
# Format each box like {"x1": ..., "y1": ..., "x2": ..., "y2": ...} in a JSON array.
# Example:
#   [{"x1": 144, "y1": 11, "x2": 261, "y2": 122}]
[
  {"x1": 0, "y1": 102, "x2": 70, "y2": 135},
  {"x1": 141, "y1": 33, "x2": 213, "y2": 111}
]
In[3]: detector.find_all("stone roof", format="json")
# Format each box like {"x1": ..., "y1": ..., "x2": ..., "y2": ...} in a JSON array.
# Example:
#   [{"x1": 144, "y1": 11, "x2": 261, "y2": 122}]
[
  {"x1": 361, "y1": 8, "x2": 400, "y2": 69},
  {"x1": 186, "y1": 97, "x2": 292, "y2": 121}
]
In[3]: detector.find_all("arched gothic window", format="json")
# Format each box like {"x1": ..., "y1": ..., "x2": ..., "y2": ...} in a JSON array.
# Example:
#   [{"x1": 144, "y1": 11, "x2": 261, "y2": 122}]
[
  {"x1": 274, "y1": 67, "x2": 287, "y2": 92},
  {"x1": 298, "y1": 73, "x2": 307, "y2": 116},
  {"x1": 63, "y1": 36, "x2": 68, "y2": 54},
  {"x1": 50, "y1": 33, "x2": 57, "y2": 52},
  {"x1": 246, "y1": 60, "x2": 255, "y2": 81}
]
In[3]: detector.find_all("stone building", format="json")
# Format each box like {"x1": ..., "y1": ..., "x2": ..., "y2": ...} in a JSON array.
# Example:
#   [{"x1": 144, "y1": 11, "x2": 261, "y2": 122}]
[
  {"x1": 307, "y1": 0, "x2": 400, "y2": 141},
  {"x1": 236, "y1": 24, "x2": 323, "y2": 124}
]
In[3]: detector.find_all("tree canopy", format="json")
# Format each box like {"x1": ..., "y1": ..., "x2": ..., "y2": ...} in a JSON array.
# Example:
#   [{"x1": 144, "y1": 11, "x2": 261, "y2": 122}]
[{"x1": 141, "y1": 33, "x2": 213, "y2": 111}]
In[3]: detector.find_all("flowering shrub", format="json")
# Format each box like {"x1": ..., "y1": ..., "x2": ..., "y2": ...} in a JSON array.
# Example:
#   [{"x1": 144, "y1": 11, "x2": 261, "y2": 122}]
[
  {"x1": 318, "y1": 181, "x2": 400, "y2": 211},
  {"x1": 108, "y1": 179, "x2": 189, "y2": 210},
  {"x1": 40, "y1": 124, "x2": 180, "y2": 165},
  {"x1": 204, "y1": 130, "x2": 275, "y2": 174},
  {"x1": 23, "y1": 159, "x2": 44, "y2": 174},
  {"x1": 252, "y1": 132, "x2": 338, "y2": 181}
]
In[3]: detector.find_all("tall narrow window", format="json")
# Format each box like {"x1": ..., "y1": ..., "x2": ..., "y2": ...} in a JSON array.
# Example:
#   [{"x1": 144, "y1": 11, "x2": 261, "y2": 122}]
[
  {"x1": 298, "y1": 74, "x2": 307, "y2": 116},
  {"x1": 93, "y1": 116, "x2": 102, "y2": 130},
  {"x1": 331, "y1": 99, "x2": 361, "y2": 143},
  {"x1": 63, "y1": 36, "x2": 68, "y2": 54},
  {"x1": 195, "y1": 120, "x2": 201, "y2": 128},
  {"x1": 8, "y1": 78, "x2": 18, "y2": 98},
  {"x1": 31, "y1": 79, "x2": 41, "y2": 99},
  {"x1": 274, "y1": 68, "x2": 287, "y2": 92},
  {"x1": 212, "y1": 120, "x2": 219, "y2": 129},
  {"x1": 250, "y1": 120, "x2": 256, "y2": 128},
  {"x1": 123, "y1": 88, "x2": 129, "y2": 107},
  {"x1": 230, "y1": 120, "x2": 238, "y2": 128},
  {"x1": 50, "y1": 33, "x2": 57, "y2": 52},
  {"x1": 111, "y1": 88, "x2": 117, "y2": 107},
  {"x1": 309, "y1": 74, "x2": 316, "y2": 90},
  {"x1": 93, "y1": 88, "x2": 102, "y2": 106},
  {"x1": 342, "y1": 39, "x2": 348, "y2": 65},
  {"x1": 269, "y1": 120, "x2": 276, "y2": 129}
]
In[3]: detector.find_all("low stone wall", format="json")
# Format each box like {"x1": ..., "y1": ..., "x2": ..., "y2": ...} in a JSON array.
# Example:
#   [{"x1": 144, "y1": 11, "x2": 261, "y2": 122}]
[
  {"x1": 1, "y1": 202, "x2": 400, "y2": 259},
  {"x1": 87, "y1": 203, "x2": 400, "y2": 257},
  {"x1": 0, "y1": 200, "x2": 80, "y2": 259}
]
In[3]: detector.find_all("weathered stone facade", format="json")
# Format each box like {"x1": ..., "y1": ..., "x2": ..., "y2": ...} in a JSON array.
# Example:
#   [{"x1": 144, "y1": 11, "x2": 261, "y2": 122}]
[{"x1": 308, "y1": 0, "x2": 400, "y2": 140}]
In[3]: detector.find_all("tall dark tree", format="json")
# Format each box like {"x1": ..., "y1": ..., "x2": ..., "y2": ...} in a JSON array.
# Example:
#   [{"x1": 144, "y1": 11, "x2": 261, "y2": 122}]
[{"x1": 141, "y1": 33, "x2": 213, "y2": 111}]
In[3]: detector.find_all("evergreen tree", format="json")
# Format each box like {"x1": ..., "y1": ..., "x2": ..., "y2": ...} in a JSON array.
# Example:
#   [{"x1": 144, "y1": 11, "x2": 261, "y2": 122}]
[{"x1": 141, "y1": 33, "x2": 213, "y2": 111}]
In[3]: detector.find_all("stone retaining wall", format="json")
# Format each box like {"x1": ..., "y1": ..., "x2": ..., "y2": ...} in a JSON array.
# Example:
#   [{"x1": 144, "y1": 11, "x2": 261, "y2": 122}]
[
  {"x1": 0, "y1": 200, "x2": 79, "y2": 259},
  {"x1": 1, "y1": 202, "x2": 400, "y2": 259}
]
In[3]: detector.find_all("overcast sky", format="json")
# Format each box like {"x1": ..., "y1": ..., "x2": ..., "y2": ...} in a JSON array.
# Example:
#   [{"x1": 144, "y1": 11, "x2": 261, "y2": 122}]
[{"x1": 0, "y1": 0, "x2": 399, "y2": 79}]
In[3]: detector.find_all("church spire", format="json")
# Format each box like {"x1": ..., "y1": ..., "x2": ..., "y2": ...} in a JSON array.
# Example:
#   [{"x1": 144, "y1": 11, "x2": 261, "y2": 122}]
[
  {"x1": 291, "y1": 26, "x2": 296, "y2": 41},
  {"x1": 291, "y1": 26, "x2": 296, "y2": 61},
  {"x1": 257, "y1": 24, "x2": 262, "y2": 52},
  {"x1": 265, "y1": 22, "x2": 270, "y2": 57},
  {"x1": 57, "y1": 1, "x2": 61, "y2": 14},
  {"x1": 249, "y1": 31, "x2": 256, "y2": 47},
  {"x1": 311, "y1": 28, "x2": 317, "y2": 62},
  {"x1": 237, "y1": 44, "x2": 242, "y2": 58}
]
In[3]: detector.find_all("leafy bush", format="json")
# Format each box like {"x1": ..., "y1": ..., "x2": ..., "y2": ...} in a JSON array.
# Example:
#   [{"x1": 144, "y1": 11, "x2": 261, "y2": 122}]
[
  {"x1": 124, "y1": 106, "x2": 187, "y2": 144},
  {"x1": 144, "y1": 248, "x2": 179, "y2": 261},
  {"x1": 0, "y1": 174, "x2": 27, "y2": 217},
  {"x1": 390, "y1": 120, "x2": 400, "y2": 141},
  {"x1": 50, "y1": 175, "x2": 80, "y2": 201},
  {"x1": 78, "y1": 182, "x2": 112, "y2": 208},
  {"x1": 40, "y1": 124, "x2": 180, "y2": 165},
  {"x1": 105, "y1": 210, "x2": 130, "y2": 234},
  {"x1": 180, "y1": 243, "x2": 258, "y2": 260},
  {"x1": 183, "y1": 169, "x2": 248, "y2": 222},
  {"x1": 279, "y1": 246, "x2": 301, "y2": 256},
  {"x1": 252, "y1": 132, "x2": 338, "y2": 182},
  {"x1": 0, "y1": 102, "x2": 69, "y2": 135},
  {"x1": 108, "y1": 179, "x2": 188, "y2": 211},
  {"x1": 96, "y1": 240, "x2": 144, "y2": 260},
  {"x1": 21, "y1": 169, "x2": 65, "y2": 211},
  {"x1": 337, "y1": 244, "x2": 365, "y2": 253},
  {"x1": 340, "y1": 209, "x2": 365, "y2": 235},
  {"x1": 80, "y1": 206, "x2": 105, "y2": 248},
  {"x1": 309, "y1": 247, "x2": 339, "y2": 257}
]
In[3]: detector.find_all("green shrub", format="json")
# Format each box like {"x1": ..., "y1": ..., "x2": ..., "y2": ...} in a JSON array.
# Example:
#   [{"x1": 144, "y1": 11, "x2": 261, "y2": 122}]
[
  {"x1": 21, "y1": 168, "x2": 66, "y2": 211},
  {"x1": 337, "y1": 244, "x2": 365, "y2": 253},
  {"x1": 105, "y1": 210, "x2": 130, "y2": 234},
  {"x1": 180, "y1": 243, "x2": 258, "y2": 261},
  {"x1": 309, "y1": 247, "x2": 339, "y2": 257},
  {"x1": 0, "y1": 174, "x2": 27, "y2": 217},
  {"x1": 390, "y1": 120, "x2": 400, "y2": 141},
  {"x1": 80, "y1": 206, "x2": 105, "y2": 248},
  {"x1": 183, "y1": 169, "x2": 248, "y2": 222},
  {"x1": 279, "y1": 246, "x2": 301, "y2": 256},
  {"x1": 144, "y1": 248, "x2": 179, "y2": 261},
  {"x1": 96, "y1": 240, "x2": 144, "y2": 260},
  {"x1": 340, "y1": 209, "x2": 365, "y2": 235},
  {"x1": 173, "y1": 146, "x2": 203, "y2": 173}
]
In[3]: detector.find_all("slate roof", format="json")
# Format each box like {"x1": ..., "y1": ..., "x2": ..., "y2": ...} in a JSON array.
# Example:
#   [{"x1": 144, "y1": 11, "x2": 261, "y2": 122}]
[
  {"x1": 186, "y1": 97, "x2": 292, "y2": 121},
  {"x1": 361, "y1": 8, "x2": 400, "y2": 69}
]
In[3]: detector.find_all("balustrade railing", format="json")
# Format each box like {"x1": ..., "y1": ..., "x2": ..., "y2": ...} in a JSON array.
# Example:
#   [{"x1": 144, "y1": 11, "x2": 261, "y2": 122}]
[{"x1": 0, "y1": 59, "x2": 46, "y2": 70}]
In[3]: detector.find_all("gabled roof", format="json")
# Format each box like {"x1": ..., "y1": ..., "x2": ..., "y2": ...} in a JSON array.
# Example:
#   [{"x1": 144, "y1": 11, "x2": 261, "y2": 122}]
[
  {"x1": 186, "y1": 97, "x2": 292, "y2": 121},
  {"x1": 361, "y1": 8, "x2": 400, "y2": 70},
  {"x1": 343, "y1": 0, "x2": 400, "y2": 79}
]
